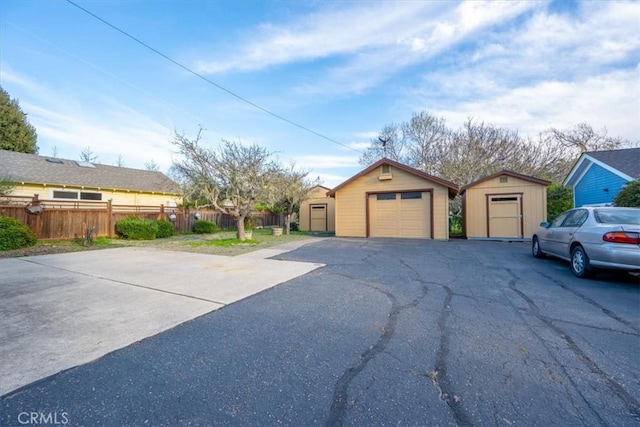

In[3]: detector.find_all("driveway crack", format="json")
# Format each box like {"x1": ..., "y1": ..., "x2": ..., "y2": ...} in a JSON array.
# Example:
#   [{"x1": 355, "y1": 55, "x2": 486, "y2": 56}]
[
  {"x1": 504, "y1": 268, "x2": 640, "y2": 423},
  {"x1": 326, "y1": 279, "x2": 429, "y2": 426}
]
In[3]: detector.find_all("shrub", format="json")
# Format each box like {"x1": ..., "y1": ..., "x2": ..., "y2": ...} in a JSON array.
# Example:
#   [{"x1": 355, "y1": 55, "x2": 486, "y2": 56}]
[
  {"x1": 614, "y1": 180, "x2": 640, "y2": 207},
  {"x1": 0, "y1": 217, "x2": 37, "y2": 250},
  {"x1": 115, "y1": 216, "x2": 158, "y2": 240},
  {"x1": 289, "y1": 221, "x2": 299, "y2": 232},
  {"x1": 547, "y1": 182, "x2": 573, "y2": 221},
  {"x1": 193, "y1": 219, "x2": 217, "y2": 234},
  {"x1": 155, "y1": 219, "x2": 174, "y2": 238}
]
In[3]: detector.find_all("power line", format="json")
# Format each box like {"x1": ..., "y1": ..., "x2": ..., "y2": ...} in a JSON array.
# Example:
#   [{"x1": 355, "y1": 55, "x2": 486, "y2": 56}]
[{"x1": 64, "y1": 0, "x2": 361, "y2": 153}]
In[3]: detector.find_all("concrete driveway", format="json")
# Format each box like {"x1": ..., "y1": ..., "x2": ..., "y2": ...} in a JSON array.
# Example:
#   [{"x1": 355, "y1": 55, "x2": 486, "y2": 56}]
[
  {"x1": 2, "y1": 238, "x2": 639, "y2": 426},
  {"x1": 0, "y1": 242, "x2": 324, "y2": 396}
]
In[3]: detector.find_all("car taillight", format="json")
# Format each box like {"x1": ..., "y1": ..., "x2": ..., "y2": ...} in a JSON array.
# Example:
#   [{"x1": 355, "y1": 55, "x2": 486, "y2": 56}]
[{"x1": 603, "y1": 232, "x2": 640, "y2": 244}]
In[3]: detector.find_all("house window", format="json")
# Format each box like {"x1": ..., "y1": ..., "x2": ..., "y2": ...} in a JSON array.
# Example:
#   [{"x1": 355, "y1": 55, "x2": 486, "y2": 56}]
[
  {"x1": 53, "y1": 191, "x2": 78, "y2": 200},
  {"x1": 500, "y1": 176, "x2": 508, "y2": 183},
  {"x1": 382, "y1": 164, "x2": 390, "y2": 174},
  {"x1": 80, "y1": 192, "x2": 102, "y2": 201},
  {"x1": 401, "y1": 192, "x2": 422, "y2": 199},
  {"x1": 376, "y1": 193, "x2": 396, "y2": 201}
]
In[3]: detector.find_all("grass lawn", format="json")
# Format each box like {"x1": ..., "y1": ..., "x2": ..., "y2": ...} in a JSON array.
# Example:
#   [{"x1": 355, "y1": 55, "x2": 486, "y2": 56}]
[{"x1": 0, "y1": 228, "x2": 330, "y2": 258}]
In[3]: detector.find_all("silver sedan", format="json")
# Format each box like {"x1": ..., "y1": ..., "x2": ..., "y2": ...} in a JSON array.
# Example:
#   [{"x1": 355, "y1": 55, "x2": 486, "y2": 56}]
[{"x1": 532, "y1": 207, "x2": 640, "y2": 278}]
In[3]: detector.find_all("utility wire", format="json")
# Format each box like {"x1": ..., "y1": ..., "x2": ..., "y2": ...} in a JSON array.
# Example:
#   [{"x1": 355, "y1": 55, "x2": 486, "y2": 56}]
[{"x1": 65, "y1": 0, "x2": 361, "y2": 153}]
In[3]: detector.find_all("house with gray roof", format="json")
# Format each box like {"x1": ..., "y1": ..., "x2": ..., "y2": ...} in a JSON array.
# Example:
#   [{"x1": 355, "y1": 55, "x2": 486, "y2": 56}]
[
  {"x1": 0, "y1": 149, "x2": 181, "y2": 207},
  {"x1": 563, "y1": 147, "x2": 640, "y2": 207}
]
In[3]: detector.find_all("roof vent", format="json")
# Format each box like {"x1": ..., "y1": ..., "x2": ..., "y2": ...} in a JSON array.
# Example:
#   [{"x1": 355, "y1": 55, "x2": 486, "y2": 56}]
[
  {"x1": 46, "y1": 158, "x2": 63, "y2": 164},
  {"x1": 76, "y1": 161, "x2": 95, "y2": 168}
]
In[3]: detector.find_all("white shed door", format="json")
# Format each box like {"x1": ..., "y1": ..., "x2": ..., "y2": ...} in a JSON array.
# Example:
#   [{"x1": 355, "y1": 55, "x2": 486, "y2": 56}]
[
  {"x1": 309, "y1": 205, "x2": 327, "y2": 231},
  {"x1": 488, "y1": 195, "x2": 521, "y2": 238},
  {"x1": 369, "y1": 192, "x2": 430, "y2": 238}
]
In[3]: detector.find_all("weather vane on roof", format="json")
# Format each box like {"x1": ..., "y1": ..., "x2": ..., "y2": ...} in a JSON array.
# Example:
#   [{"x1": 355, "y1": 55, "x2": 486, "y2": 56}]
[{"x1": 378, "y1": 136, "x2": 389, "y2": 158}]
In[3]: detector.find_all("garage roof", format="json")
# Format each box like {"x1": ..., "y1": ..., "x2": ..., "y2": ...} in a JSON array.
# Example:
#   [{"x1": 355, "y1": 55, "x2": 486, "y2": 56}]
[
  {"x1": 460, "y1": 170, "x2": 551, "y2": 194},
  {"x1": 328, "y1": 158, "x2": 459, "y2": 198}
]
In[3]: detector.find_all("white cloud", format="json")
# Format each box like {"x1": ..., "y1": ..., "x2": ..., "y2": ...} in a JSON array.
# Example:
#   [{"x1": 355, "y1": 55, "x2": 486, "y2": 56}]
[
  {"x1": 291, "y1": 154, "x2": 360, "y2": 170},
  {"x1": 410, "y1": 1, "x2": 640, "y2": 141},
  {"x1": 433, "y1": 69, "x2": 640, "y2": 141},
  {"x1": 194, "y1": 1, "x2": 540, "y2": 96}
]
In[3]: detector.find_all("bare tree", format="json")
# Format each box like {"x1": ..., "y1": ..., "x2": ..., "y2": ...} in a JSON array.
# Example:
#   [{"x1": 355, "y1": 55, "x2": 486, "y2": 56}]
[
  {"x1": 359, "y1": 123, "x2": 410, "y2": 166},
  {"x1": 0, "y1": 177, "x2": 15, "y2": 196},
  {"x1": 171, "y1": 128, "x2": 278, "y2": 241},
  {"x1": 359, "y1": 113, "x2": 635, "y2": 187},
  {"x1": 79, "y1": 146, "x2": 98, "y2": 163},
  {"x1": 145, "y1": 159, "x2": 160, "y2": 171},
  {"x1": 543, "y1": 123, "x2": 625, "y2": 153},
  {"x1": 269, "y1": 164, "x2": 318, "y2": 235},
  {"x1": 116, "y1": 154, "x2": 125, "y2": 167},
  {"x1": 51, "y1": 146, "x2": 58, "y2": 158}
]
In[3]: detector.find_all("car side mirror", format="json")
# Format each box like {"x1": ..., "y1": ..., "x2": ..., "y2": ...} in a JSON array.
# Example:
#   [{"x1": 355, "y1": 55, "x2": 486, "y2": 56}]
[{"x1": 540, "y1": 221, "x2": 550, "y2": 228}]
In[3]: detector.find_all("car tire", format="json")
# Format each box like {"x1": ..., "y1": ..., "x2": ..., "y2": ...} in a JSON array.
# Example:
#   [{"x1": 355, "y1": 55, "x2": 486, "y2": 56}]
[
  {"x1": 570, "y1": 245, "x2": 594, "y2": 278},
  {"x1": 532, "y1": 237, "x2": 545, "y2": 259}
]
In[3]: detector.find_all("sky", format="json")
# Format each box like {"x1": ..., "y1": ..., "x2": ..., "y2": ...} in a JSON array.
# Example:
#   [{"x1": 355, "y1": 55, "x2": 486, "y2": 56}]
[{"x1": 1, "y1": 0, "x2": 639, "y2": 187}]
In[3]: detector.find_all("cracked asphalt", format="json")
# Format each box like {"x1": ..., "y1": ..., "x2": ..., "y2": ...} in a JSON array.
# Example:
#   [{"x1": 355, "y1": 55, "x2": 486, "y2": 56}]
[{"x1": 2, "y1": 238, "x2": 639, "y2": 426}]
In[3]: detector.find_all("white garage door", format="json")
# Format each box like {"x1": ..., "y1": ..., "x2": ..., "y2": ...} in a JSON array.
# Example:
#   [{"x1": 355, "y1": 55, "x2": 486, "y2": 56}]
[{"x1": 369, "y1": 192, "x2": 431, "y2": 238}]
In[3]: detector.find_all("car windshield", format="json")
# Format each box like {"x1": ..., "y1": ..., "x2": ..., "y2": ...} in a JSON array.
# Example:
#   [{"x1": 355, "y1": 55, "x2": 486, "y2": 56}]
[{"x1": 594, "y1": 208, "x2": 640, "y2": 225}]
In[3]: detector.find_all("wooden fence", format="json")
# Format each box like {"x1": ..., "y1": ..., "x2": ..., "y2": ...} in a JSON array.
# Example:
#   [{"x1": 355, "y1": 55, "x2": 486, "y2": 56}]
[{"x1": 0, "y1": 195, "x2": 284, "y2": 240}]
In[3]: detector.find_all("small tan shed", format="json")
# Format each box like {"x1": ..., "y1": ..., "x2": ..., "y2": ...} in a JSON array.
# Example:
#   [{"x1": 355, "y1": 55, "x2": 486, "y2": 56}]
[
  {"x1": 299, "y1": 185, "x2": 335, "y2": 232},
  {"x1": 327, "y1": 158, "x2": 458, "y2": 240},
  {"x1": 461, "y1": 171, "x2": 550, "y2": 240}
]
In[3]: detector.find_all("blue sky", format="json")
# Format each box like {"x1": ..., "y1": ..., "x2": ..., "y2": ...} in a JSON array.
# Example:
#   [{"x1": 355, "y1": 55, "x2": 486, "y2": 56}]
[{"x1": 1, "y1": 0, "x2": 639, "y2": 187}]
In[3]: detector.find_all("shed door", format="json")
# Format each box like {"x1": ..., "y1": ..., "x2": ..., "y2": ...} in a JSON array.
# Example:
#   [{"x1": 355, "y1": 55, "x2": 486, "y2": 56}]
[
  {"x1": 369, "y1": 192, "x2": 430, "y2": 238},
  {"x1": 309, "y1": 205, "x2": 327, "y2": 231},
  {"x1": 488, "y1": 195, "x2": 521, "y2": 238}
]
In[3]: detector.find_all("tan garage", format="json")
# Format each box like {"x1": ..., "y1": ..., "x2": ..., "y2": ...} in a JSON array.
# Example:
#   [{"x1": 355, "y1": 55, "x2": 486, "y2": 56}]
[
  {"x1": 299, "y1": 185, "x2": 335, "y2": 232},
  {"x1": 461, "y1": 170, "x2": 550, "y2": 240},
  {"x1": 327, "y1": 158, "x2": 458, "y2": 239}
]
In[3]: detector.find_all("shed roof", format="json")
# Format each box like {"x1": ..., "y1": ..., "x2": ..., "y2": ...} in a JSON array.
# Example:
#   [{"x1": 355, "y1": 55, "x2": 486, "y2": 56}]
[
  {"x1": 327, "y1": 158, "x2": 458, "y2": 198},
  {"x1": 0, "y1": 150, "x2": 180, "y2": 194},
  {"x1": 460, "y1": 170, "x2": 551, "y2": 194}
]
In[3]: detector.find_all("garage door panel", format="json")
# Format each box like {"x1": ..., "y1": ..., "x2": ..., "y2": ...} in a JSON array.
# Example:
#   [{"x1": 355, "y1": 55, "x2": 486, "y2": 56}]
[{"x1": 370, "y1": 192, "x2": 431, "y2": 239}]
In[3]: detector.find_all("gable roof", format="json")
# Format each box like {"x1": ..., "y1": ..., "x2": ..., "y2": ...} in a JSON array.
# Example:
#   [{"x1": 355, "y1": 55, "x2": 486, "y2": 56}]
[
  {"x1": 327, "y1": 158, "x2": 458, "y2": 198},
  {"x1": 0, "y1": 150, "x2": 180, "y2": 194},
  {"x1": 564, "y1": 148, "x2": 640, "y2": 187},
  {"x1": 460, "y1": 170, "x2": 551, "y2": 194}
]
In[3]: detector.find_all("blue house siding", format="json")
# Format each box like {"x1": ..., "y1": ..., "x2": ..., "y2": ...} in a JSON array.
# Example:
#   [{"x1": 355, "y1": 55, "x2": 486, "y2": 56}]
[{"x1": 574, "y1": 164, "x2": 629, "y2": 207}]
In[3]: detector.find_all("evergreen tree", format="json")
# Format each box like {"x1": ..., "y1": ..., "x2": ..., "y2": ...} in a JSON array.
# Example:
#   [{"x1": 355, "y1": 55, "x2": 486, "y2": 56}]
[{"x1": 0, "y1": 86, "x2": 38, "y2": 154}]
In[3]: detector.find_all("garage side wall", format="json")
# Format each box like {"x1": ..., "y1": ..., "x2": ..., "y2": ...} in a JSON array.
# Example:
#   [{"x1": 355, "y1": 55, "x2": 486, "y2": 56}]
[
  {"x1": 299, "y1": 187, "x2": 335, "y2": 232},
  {"x1": 464, "y1": 176, "x2": 547, "y2": 239},
  {"x1": 334, "y1": 166, "x2": 450, "y2": 239}
]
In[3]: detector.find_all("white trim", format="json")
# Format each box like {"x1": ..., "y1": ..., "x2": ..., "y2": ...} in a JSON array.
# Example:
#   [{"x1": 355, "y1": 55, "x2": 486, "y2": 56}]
[{"x1": 564, "y1": 154, "x2": 634, "y2": 186}]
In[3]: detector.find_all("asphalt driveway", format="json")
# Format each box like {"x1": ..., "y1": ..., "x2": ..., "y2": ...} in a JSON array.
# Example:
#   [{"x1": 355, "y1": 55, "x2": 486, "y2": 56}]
[{"x1": 2, "y1": 238, "x2": 639, "y2": 426}]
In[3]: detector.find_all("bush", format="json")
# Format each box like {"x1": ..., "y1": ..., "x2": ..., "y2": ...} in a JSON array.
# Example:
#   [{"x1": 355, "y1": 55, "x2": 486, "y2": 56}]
[
  {"x1": 614, "y1": 180, "x2": 640, "y2": 207},
  {"x1": 0, "y1": 217, "x2": 37, "y2": 250},
  {"x1": 115, "y1": 217, "x2": 158, "y2": 240},
  {"x1": 193, "y1": 220, "x2": 217, "y2": 234},
  {"x1": 547, "y1": 182, "x2": 573, "y2": 221},
  {"x1": 155, "y1": 219, "x2": 174, "y2": 238},
  {"x1": 289, "y1": 221, "x2": 299, "y2": 232}
]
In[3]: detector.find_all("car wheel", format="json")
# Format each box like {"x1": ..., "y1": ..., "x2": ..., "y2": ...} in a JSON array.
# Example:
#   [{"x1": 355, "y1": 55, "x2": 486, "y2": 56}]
[
  {"x1": 570, "y1": 246, "x2": 594, "y2": 278},
  {"x1": 532, "y1": 237, "x2": 545, "y2": 258}
]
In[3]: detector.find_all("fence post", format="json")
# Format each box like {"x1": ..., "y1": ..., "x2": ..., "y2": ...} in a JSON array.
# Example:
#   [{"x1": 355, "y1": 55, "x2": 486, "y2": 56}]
[
  {"x1": 32, "y1": 194, "x2": 42, "y2": 239},
  {"x1": 107, "y1": 199, "x2": 114, "y2": 237}
]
